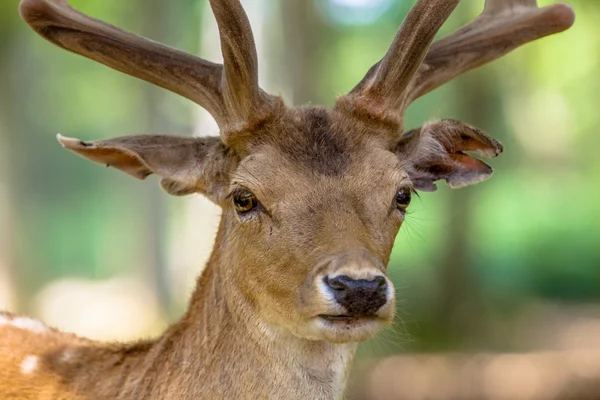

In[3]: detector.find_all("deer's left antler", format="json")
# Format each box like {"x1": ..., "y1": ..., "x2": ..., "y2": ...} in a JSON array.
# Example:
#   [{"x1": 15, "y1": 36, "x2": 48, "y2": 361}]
[
  {"x1": 406, "y1": 0, "x2": 575, "y2": 107},
  {"x1": 346, "y1": 0, "x2": 575, "y2": 116}
]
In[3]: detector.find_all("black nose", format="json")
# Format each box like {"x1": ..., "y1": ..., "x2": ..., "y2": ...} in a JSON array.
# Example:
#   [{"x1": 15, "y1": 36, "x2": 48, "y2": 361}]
[{"x1": 324, "y1": 275, "x2": 388, "y2": 316}]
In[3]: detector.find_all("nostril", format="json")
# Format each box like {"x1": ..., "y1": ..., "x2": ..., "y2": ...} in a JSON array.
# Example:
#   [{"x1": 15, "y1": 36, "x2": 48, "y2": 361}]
[
  {"x1": 324, "y1": 276, "x2": 349, "y2": 292},
  {"x1": 374, "y1": 276, "x2": 387, "y2": 290}
]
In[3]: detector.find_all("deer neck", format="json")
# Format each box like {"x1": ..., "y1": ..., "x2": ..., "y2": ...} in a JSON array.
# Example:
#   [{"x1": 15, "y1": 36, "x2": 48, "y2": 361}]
[{"x1": 138, "y1": 223, "x2": 358, "y2": 399}]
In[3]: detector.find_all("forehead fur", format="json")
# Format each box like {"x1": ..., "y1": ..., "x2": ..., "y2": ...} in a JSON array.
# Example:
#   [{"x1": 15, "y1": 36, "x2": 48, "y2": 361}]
[
  {"x1": 248, "y1": 106, "x2": 397, "y2": 178},
  {"x1": 272, "y1": 107, "x2": 351, "y2": 177}
]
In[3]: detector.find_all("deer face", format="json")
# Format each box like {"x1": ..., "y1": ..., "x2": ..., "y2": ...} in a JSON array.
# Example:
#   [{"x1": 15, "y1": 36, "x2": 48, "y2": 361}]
[{"x1": 220, "y1": 109, "x2": 405, "y2": 342}]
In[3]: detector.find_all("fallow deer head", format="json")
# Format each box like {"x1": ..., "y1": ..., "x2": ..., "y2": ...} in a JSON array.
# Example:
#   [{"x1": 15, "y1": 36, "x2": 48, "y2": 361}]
[{"x1": 19, "y1": 0, "x2": 574, "y2": 344}]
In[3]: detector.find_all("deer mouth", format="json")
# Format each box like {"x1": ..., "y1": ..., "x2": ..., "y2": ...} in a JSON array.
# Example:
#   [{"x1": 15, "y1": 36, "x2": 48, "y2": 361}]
[
  {"x1": 311, "y1": 314, "x2": 387, "y2": 342},
  {"x1": 301, "y1": 309, "x2": 393, "y2": 341},
  {"x1": 318, "y1": 315, "x2": 379, "y2": 324}
]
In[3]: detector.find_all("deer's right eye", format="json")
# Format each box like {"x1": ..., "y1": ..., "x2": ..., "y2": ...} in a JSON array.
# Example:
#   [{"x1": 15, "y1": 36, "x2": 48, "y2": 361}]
[{"x1": 233, "y1": 190, "x2": 259, "y2": 214}]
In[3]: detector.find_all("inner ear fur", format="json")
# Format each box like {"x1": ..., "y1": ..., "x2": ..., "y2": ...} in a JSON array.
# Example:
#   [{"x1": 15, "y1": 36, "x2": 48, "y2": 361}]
[
  {"x1": 396, "y1": 119, "x2": 503, "y2": 192},
  {"x1": 57, "y1": 134, "x2": 236, "y2": 203}
]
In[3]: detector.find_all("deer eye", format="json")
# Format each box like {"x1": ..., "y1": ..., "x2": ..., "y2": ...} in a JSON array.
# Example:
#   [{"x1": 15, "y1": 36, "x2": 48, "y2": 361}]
[
  {"x1": 395, "y1": 188, "x2": 412, "y2": 210},
  {"x1": 233, "y1": 190, "x2": 259, "y2": 214}
]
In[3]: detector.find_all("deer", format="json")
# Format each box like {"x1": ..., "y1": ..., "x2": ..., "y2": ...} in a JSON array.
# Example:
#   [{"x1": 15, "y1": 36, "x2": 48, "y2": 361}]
[{"x1": 1, "y1": 0, "x2": 574, "y2": 399}]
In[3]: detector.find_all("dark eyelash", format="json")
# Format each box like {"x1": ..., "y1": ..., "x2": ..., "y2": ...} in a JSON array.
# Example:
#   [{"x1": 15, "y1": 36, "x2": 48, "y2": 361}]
[{"x1": 226, "y1": 186, "x2": 248, "y2": 201}]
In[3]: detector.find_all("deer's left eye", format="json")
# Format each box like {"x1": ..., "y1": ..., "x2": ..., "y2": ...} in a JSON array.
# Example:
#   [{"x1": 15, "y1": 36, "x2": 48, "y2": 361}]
[
  {"x1": 395, "y1": 188, "x2": 412, "y2": 210},
  {"x1": 233, "y1": 190, "x2": 259, "y2": 214}
]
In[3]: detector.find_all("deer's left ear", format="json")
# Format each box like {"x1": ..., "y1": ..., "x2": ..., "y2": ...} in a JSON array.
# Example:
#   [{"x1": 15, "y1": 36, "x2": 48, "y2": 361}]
[
  {"x1": 396, "y1": 120, "x2": 503, "y2": 192},
  {"x1": 57, "y1": 134, "x2": 236, "y2": 203}
]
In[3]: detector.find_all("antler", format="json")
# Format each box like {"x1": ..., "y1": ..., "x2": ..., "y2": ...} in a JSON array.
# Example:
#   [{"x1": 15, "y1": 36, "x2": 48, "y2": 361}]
[
  {"x1": 18, "y1": 0, "x2": 278, "y2": 139},
  {"x1": 349, "y1": 0, "x2": 461, "y2": 111},
  {"x1": 347, "y1": 0, "x2": 574, "y2": 115},
  {"x1": 208, "y1": 0, "x2": 269, "y2": 127},
  {"x1": 405, "y1": 0, "x2": 575, "y2": 107}
]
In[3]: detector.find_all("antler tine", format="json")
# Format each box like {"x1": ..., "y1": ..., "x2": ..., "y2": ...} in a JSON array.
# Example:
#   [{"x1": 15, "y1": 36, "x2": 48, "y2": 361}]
[
  {"x1": 348, "y1": 0, "x2": 461, "y2": 111},
  {"x1": 208, "y1": 0, "x2": 275, "y2": 129},
  {"x1": 403, "y1": 0, "x2": 575, "y2": 107},
  {"x1": 19, "y1": 0, "x2": 230, "y2": 127}
]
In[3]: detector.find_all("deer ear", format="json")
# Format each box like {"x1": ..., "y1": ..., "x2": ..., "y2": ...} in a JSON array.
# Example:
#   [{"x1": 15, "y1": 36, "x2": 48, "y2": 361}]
[
  {"x1": 396, "y1": 120, "x2": 503, "y2": 192},
  {"x1": 57, "y1": 134, "x2": 235, "y2": 202}
]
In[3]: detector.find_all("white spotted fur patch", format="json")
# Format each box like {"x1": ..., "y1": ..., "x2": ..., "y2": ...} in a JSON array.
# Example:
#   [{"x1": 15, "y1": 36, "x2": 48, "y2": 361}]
[{"x1": 20, "y1": 355, "x2": 38, "y2": 374}]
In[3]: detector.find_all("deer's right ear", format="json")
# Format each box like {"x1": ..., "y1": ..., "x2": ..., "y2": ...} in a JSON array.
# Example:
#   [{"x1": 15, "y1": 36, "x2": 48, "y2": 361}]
[{"x1": 57, "y1": 134, "x2": 236, "y2": 203}]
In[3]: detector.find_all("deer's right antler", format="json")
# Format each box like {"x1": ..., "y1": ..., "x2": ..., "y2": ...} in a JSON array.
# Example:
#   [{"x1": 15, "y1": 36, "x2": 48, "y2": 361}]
[{"x1": 19, "y1": 0, "x2": 278, "y2": 140}]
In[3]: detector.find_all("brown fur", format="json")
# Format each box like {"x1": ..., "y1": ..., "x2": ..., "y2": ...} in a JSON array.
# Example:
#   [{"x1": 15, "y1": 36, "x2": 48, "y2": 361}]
[{"x1": 4, "y1": 0, "x2": 575, "y2": 399}]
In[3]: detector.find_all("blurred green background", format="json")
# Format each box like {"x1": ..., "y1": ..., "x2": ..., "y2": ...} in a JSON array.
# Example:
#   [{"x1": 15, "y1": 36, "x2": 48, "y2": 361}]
[{"x1": 0, "y1": 0, "x2": 598, "y2": 391}]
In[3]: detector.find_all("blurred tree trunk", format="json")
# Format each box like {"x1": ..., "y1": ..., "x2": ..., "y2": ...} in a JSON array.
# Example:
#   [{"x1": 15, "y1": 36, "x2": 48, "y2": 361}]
[
  {"x1": 139, "y1": 0, "x2": 182, "y2": 318},
  {"x1": 279, "y1": 0, "x2": 326, "y2": 105},
  {"x1": 0, "y1": 8, "x2": 19, "y2": 311},
  {"x1": 437, "y1": 70, "x2": 492, "y2": 345}
]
